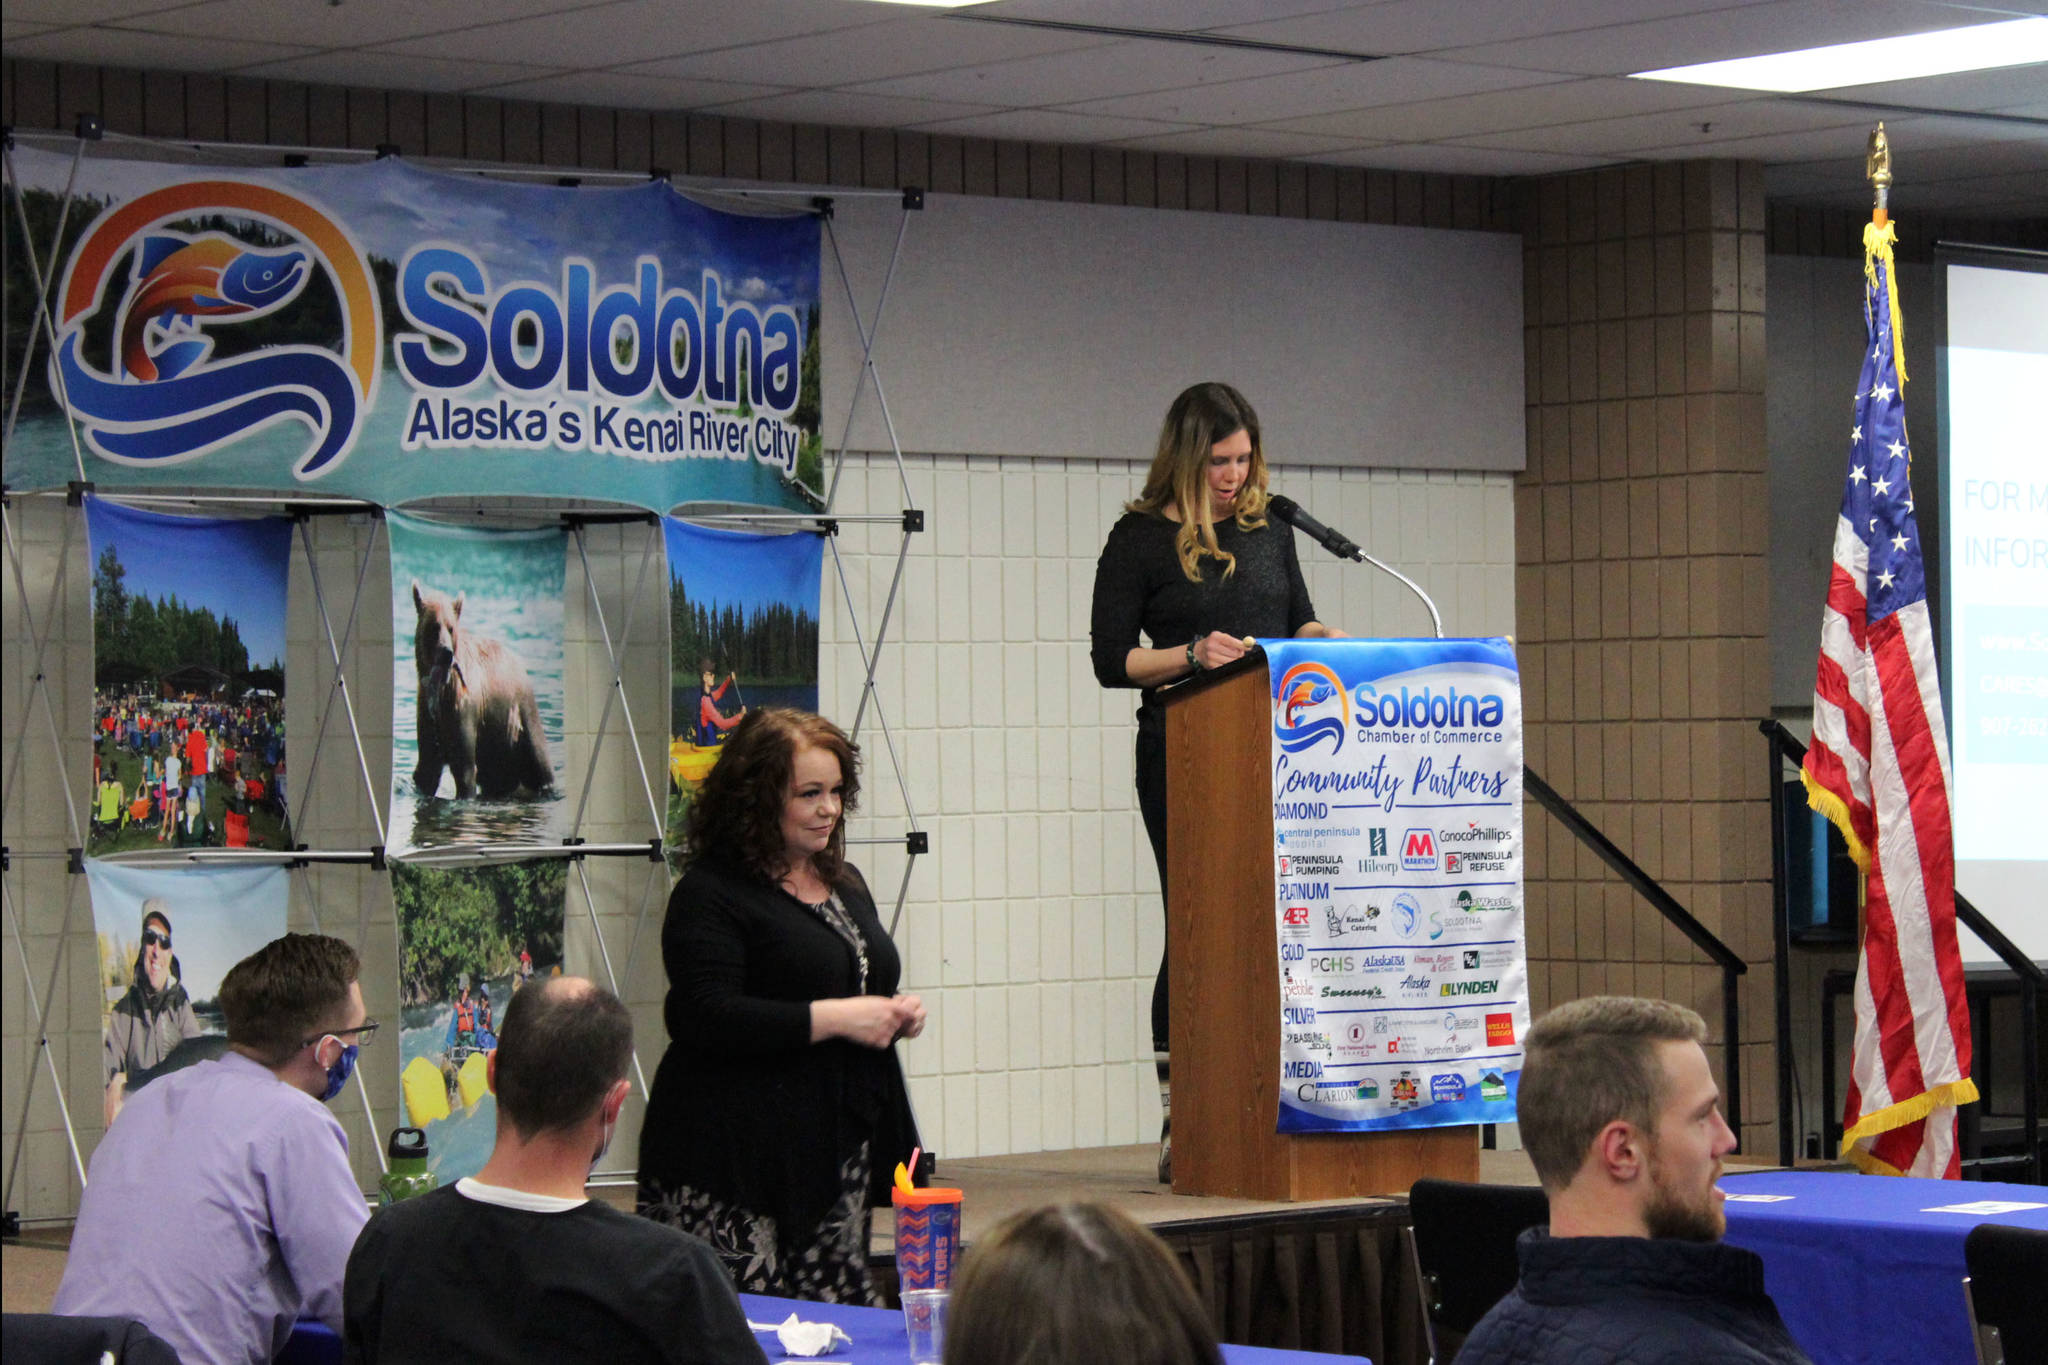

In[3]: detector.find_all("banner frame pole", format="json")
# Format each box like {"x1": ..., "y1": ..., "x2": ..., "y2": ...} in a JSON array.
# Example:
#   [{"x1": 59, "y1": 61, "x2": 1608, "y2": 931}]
[
  {"x1": 2, "y1": 139, "x2": 93, "y2": 484},
  {"x1": 570, "y1": 858, "x2": 650, "y2": 1100},
  {"x1": 822, "y1": 210, "x2": 915, "y2": 513},
  {"x1": 299, "y1": 516, "x2": 388, "y2": 847},
  {"x1": 566, "y1": 520, "x2": 665, "y2": 844},
  {"x1": 288, "y1": 515, "x2": 379, "y2": 844},
  {"x1": 1, "y1": 870, "x2": 88, "y2": 1215},
  {"x1": 615, "y1": 856, "x2": 671, "y2": 1076},
  {"x1": 1, "y1": 501, "x2": 89, "y2": 850}
]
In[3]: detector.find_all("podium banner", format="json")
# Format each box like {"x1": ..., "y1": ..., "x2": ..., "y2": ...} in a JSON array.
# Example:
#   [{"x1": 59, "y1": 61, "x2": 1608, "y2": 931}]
[{"x1": 1265, "y1": 638, "x2": 1528, "y2": 1134}]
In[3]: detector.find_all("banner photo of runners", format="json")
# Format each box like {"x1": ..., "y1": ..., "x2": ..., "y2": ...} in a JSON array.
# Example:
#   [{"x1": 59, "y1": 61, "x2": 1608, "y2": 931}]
[
  {"x1": 84, "y1": 497, "x2": 294, "y2": 856},
  {"x1": 391, "y1": 859, "x2": 566, "y2": 1182},
  {"x1": 85, "y1": 861, "x2": 290, "y2": 1128},
  {"x1": 664, "y1": 518, "x2": 823, "y2": 863},
  {"x1": 3, "y1": 147, "x2": 825, "y2": 511},
  {"x1": 386, "y1": 512, "x2": 568, "y2": 857},
  {"x1": 1266, "y1": 638, "x2": 1529, "y2": 1134}
]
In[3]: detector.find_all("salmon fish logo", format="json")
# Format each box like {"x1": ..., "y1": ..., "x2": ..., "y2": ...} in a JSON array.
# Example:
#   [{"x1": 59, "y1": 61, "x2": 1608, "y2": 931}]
[
  {"x1": 51, "y1": 180, "x2": 378, "y2": 478},
  {"x1": 1275, "y1": 661, "x2": 1347, "y2": 754}
]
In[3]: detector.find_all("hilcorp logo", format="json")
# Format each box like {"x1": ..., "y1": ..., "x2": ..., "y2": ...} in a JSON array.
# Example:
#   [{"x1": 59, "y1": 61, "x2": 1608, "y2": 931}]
[
  {"x1": 52, "y1": 181, "x2": 378, "y2": 477},
  {"x1": 1274, "y1": 662, "x2": 1347, "y2": 754},
  {"x1": 1353, "y1": 682, "x2": 1504, "y2": 730}
]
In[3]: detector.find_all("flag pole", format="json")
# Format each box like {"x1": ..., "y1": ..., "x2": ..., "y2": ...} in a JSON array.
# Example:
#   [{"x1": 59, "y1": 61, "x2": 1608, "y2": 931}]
[{"x1": 1866, "y1": 122, "x2": 1890, "y2": 228}]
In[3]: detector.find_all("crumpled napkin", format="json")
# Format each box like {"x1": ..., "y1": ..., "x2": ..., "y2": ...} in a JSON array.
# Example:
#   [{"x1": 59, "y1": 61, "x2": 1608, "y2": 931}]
[{"x1": 746, "y1": 1313, "x2": 852, "y2": 1358}]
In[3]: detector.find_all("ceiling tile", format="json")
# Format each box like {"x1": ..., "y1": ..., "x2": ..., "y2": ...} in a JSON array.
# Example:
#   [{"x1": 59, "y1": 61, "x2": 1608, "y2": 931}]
[
  {"x1": 468, "y1": 70, "x2": 786, "y2": 110},
  {"x1": 1435, "y1": 0, "x2": 2020, "y2": 78},
  {"x1": 1, "y1": 27, "x2": 312, "y2": 73},
  {"x1": 2, "y1": 21, "x2": 60, "y2": 39},
  {"x1": 1060, "y1": 55, "x2": 1566, "y2": 124},
  {"x1": 1107, "y1": 126, "x2": 1373, "y2": 158},
  {"x1": 1305, "y1": 142, "x2": 1617, "y2": 175},
  {"x1": 694, "y1": 88, "x2": 1003, "y2": 129},
  {"x1": 1215, "y1": 0, "x2": 1783, "y2": 57},
  {"x1": 231, "y1": 50, "x2": 553, "y2": 94},
  {"x1": 623, "y1": 14, "x2": 1106, "y2": 88},
  {"x1": 102, "y1": 0, "x2": 612, "y2": 48},
  {"x1": 968, "y1": 0, "x2": 1373, "y2": 29},
  {"x1": 906, "y1": 108, "x2": 1196, "y2": 143},
  {"x1": 370, "y1": 0, "x2": 883, "y2": 69},
  {"x1": 849, "y1": 36, "x2": 1343, "y2": 107},
  {"x1": 1254, "y1": 74, "x2": 1751, "y2": 141},
  {"x1": 1445, "y1": 96, "x2": 1879, "y2": 155},
  {"x1": 1824, "y1": 62, "x2": 2048, "y2": 114},
  {"x1": 1628, "y1": 122, "x2": 1899, "y2": 163},
  {"x1": 3, "y1": 0, "x2": 193, "y2": 22}
]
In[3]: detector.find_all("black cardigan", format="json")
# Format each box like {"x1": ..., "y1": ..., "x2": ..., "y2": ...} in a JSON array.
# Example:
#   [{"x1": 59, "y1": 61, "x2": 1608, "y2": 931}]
[{"x1": 638, "y1": 857, "x2": 918, "y2": 1233}]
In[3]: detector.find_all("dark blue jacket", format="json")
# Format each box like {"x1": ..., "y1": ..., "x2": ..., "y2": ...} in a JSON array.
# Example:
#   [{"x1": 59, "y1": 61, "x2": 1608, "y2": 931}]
[{"x1": 1457, "y1": 1228, "x2": 1814, "y2": 1365}]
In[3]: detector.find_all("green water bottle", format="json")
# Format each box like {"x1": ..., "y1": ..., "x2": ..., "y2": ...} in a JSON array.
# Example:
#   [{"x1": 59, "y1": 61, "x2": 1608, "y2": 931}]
[{"x1": 378, "y1": 1127, "x2": 437, "y2": 1205}]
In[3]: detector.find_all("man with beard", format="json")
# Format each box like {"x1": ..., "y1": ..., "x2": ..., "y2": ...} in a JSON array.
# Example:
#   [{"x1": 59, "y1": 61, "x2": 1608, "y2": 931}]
[
  {"x1": 102, "y1": 900, "x2": 202, "y2": 1125},
  {"x1": 1458, "y1": 997, "x2": 1812, "y2": 1365}
]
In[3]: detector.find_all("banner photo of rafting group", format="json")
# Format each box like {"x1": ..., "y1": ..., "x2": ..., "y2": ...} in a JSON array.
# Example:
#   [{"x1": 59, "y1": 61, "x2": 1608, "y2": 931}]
[
  {"x1": 393, "y1": 860, "x2": 566, "y2": 1182},
  {"x1": 664, "y1": 518, "x2": 823, "y2": 865},
  {"x1": 3, "y1": 147, "x2": 825, "y2": 512},
  {"x1": 85, "y1": 497, "x2": 294, "y2": 857},
  {"x1": 86, "y1": 861, "x2": 289, "y2": 1129}
]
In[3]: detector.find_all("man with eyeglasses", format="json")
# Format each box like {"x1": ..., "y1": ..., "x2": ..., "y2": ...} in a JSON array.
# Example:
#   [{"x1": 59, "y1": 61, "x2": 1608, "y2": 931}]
[
  {"x1": 58, "y1": 933, "x2": 375, "y2": 1365},
  {"x1": 102, "y1": 901, "x2": 202, "y2": 1126}
]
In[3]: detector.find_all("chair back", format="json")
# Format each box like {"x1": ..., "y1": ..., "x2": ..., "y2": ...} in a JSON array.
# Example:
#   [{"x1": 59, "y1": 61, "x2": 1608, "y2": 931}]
[
  {"x1": 1964, "y1": 1224, "x2": 2048, "y2": 1365},
  {"x1": 1408, "y1": 1179, "x2": 1549, "y2": 1339},
  {"x1": 0, "y1": 1313, "x2": 182, "y2": 1364}
]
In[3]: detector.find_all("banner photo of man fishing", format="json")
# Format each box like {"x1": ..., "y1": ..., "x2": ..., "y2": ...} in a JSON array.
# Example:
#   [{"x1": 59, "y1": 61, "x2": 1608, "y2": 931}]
[
  {"x1": 663, "y1": 518, "x2": 822, "y2": 865},
  {"x1": 391, "y1": 859, "x2": 565, "y2": 1183},
  {"x1": 387, "y1": 512, "x2": 568, "y2": 857},
  {"x1": 85, "y1": 860, "x2": 289, "y2": 1128},
  {"x1": 84, "y1": 497, "x2": 293, "y2": 856}
]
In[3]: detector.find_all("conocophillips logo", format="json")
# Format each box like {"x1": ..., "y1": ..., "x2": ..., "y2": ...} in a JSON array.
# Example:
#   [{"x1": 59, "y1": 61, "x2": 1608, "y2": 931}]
[
  {"x1": 52, "y1": 181, "x2": 379, "y2": 479},
  {"x1": 1275, "y1": 662, "x2": 1346, "y2": 754}
]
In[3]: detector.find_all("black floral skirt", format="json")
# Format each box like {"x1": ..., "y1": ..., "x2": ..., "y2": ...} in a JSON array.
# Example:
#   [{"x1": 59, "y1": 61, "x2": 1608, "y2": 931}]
[{"x1": 639, "y1": 1142, "x2": 879, "y2": 1306}]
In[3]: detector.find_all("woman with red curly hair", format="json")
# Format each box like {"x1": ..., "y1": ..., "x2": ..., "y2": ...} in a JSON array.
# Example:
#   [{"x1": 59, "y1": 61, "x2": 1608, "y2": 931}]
[{"x1": 637, "y1": 708, "x2": 924, "y2": 1304}]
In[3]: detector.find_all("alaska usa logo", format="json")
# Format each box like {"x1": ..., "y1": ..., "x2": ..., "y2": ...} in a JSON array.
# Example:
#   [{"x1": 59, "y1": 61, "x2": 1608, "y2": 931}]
[
  {"x1": 1275, "y1": 661, "x2": 1347, "y2": 755},
  {"x1": 51, "y1": 180, "x2": 378, "y2": 478}
]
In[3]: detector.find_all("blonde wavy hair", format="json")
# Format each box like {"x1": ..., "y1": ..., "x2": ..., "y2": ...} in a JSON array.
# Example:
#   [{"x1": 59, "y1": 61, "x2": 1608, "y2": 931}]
[{"x1": 1126, "y1": 382, "x2": 1270, "y2": 582}]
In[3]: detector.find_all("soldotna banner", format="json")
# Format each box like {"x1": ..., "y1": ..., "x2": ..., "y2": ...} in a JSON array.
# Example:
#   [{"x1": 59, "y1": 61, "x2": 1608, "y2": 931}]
[{"x1": 1265, "y1": 637, "x2": 1529, "y2": 1134}]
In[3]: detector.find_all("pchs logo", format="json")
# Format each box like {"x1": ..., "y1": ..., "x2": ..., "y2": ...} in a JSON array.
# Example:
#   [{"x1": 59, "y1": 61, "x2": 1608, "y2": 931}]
[
  {"x1": 51, "y1": 180, "x2": 379, "y2": 479},
  {"x1": 1274, "y1": 662, "x2": 1346, "y2": 755}
]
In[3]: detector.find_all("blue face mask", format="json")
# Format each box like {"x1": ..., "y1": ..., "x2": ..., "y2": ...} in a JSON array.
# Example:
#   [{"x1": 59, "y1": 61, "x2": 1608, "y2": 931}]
[{"x1": 319, "y1": 1042, "x2": 359, "y2": 1103}]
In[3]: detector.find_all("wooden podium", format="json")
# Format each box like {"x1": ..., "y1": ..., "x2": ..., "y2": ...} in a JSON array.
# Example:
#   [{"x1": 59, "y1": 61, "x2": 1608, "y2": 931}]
[{"x1": 1162, "y1": 650, "x2": 1479, "y2": 1200}]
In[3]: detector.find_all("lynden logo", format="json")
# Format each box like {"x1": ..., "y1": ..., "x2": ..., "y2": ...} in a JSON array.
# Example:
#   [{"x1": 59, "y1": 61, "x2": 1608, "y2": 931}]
[
  {"x1": 1275, "y1": 662, "x2": 1347, "y2": 755},
  {"x1": 1486, "y1": 1012, "x2": 1516, "y2": 1046},
  {"x1": 52, "y1": 181, "x2": 380, "y2": 479},
  {"x1": 1442, "y1": 979, "x2": 1500, "y2": 997},
  {"x1": 1369, "y1": 827, "x2": 1388, "y2": 857},
  {"x1": 1402, "y1": 828, "x2": 1438, "y2": 871},
  {"x1": 1353, "y1": 683, "x2": 1505, "y2": 730}
]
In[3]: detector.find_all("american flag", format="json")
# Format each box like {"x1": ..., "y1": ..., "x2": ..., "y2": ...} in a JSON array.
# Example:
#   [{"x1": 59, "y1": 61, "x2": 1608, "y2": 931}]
[{"x1": 1802, "y1": 222, "x2": 1977, "y2": 1178}]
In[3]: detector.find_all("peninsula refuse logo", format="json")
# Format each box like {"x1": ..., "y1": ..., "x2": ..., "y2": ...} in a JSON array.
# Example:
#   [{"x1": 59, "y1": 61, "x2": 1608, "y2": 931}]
[
  {"x1": 50, "y1": 180, "x2": 379, "y2": 479},
  {"x1": 1274, "y1": 661, "x2": 1347, "y2": 754}
]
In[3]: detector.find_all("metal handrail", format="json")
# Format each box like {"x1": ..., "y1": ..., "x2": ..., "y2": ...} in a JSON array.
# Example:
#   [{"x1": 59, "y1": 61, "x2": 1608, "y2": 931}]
[
  {"x1": 1758, "y1": 718, "x2": 2041, "y2": 1183},
  {"x1": 1524, "y1": 766, "x2": 1747, "y2": 1137}
]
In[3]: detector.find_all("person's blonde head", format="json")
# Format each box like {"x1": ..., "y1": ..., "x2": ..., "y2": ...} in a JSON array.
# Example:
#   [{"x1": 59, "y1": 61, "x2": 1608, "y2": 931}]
[
  {"x1": 942, "y1": 1202, "x2": 1224, "y2": 1365},
  {"x1": 1518, "y1": 995, "x2": 1709, "y2": 1191},
  {"x1": 1128, "y1": 382, "x2": 1270, "y2": 583}
]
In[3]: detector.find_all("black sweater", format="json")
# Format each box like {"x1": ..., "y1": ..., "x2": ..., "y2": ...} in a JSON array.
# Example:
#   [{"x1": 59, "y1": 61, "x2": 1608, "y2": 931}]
[{"x1": 1088, "y1": 509, "x2": 1317, "y2": 729}]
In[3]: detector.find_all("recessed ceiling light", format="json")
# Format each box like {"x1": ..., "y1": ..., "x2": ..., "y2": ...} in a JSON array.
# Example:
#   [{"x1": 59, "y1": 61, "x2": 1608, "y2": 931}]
[{"x1": 1629, "y1": 16, "x2": 2048, "y2": 92}]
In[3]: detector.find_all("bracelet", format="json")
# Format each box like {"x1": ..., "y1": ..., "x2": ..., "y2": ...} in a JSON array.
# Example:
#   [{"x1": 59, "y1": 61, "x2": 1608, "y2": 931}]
[{"x1": 1186, "y1": 640, "x2": 1205, "y2": 673}]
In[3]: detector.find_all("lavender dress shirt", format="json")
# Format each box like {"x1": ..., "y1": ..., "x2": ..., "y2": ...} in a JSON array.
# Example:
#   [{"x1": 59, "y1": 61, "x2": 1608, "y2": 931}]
[{"x1": 55, "y1": 1050, "x2": 369, "y2": 1365}]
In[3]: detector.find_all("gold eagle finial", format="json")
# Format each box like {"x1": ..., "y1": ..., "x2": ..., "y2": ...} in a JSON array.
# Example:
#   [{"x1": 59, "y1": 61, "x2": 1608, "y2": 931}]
[{"x1": 1867, "y1": 123, "x2": 1892, "y2": 189}]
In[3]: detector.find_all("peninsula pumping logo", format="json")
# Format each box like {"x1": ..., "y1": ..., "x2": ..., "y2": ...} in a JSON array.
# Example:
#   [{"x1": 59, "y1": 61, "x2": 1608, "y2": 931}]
[
  {"x1": 1274, "y1": 662, "x2": 1348, "y2": 755},
  {"x1": 51, "y1": 181, "x2": 379, "y2": 478}
]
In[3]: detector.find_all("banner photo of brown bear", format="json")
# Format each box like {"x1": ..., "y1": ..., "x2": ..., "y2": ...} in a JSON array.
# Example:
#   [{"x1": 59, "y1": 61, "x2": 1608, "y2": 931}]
[{"x1": 387, "y1": 512, "x2": 567, "y2": 855}]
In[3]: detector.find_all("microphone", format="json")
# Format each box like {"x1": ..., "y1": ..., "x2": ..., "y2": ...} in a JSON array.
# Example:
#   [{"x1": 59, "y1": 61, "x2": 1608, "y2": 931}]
[{"x1": 1267, "y1": 495, "x2": 1362, "y2": 562}]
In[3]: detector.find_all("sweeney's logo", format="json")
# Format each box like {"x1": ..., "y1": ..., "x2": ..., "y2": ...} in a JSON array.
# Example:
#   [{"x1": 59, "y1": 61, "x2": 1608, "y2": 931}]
[{"x1": 52, "y1": 180, "x2": 378, "y2": 478}]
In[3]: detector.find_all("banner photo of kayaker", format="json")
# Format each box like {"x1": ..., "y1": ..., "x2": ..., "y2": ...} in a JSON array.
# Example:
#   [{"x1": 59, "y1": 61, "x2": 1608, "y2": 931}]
[
  {"x1": 84, "y1": 496, "x2": 293, "y2": 856},
  {"x1": 86, "y1": 860, "x2": 289, "y2": 1128},
  {"x1": 4, "y1": 146, "x2": 824, "y2": 511},
  {"x1": 664, "y1": 518, "x2": 822, "y2": 862},
  {"x1": 387, "y1": 512, "x2": 568, "y2": 857},
  {"x1": 392, "y1": 859, "x2": 566, "y2": 1182}
]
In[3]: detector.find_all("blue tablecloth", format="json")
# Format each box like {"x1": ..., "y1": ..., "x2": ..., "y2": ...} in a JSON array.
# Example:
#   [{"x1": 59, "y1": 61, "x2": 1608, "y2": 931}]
[
  {"x1": 1719, "y1": 1170, "x2": 2048, "y2": 1365},
  {"x1": 739, "y1": 1294, "x2": 1371, "y2": 1365}
]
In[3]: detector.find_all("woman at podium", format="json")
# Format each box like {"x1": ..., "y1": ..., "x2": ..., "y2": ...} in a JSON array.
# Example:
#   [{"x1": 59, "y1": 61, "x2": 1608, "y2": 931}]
[{"x1": 1088, "y1": 381, "x2": 1343, "y2": 1183}]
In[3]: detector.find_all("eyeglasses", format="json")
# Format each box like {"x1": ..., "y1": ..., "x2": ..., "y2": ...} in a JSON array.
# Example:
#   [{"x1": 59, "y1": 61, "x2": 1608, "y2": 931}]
[
  {"x1": 302, "y1": 1020, "x2": 379, "y2": 1049},
  {"x1": 142, "y1": 928, "x2": 171, "y2": 950}
]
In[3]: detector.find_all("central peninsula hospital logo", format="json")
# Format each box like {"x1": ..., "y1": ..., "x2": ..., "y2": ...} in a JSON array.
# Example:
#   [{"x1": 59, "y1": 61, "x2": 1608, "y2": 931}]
[
  {"x1": 50, "y1": 180, "x2": 379, "y2": 479},
  {"x1": 1275, "y1": 662, "x2": 1347, "y2": 754}
]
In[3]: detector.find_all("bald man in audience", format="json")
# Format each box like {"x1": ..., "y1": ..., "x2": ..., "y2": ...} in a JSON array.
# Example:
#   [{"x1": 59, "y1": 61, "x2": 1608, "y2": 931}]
[
  {"x1": 1458, "y1": 996, "x2": 1813, "y2": 1365},
  {"x1": 343, "y1": 977, "x2": 766, "y2": 1365}
]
